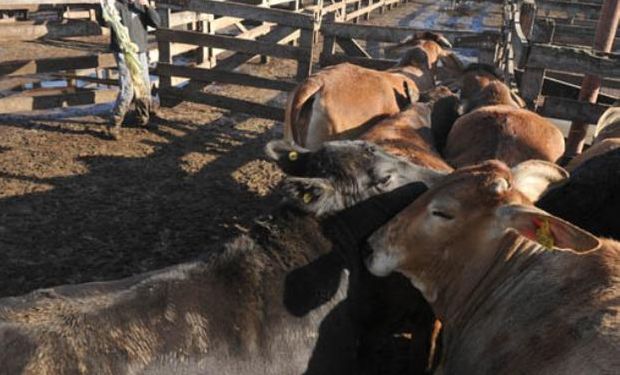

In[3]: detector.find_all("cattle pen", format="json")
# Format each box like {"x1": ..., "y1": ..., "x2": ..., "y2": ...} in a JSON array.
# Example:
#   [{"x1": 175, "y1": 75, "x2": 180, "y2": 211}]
[{"x1": 0, "y1": 0, "x2": 618, "y2": 373}]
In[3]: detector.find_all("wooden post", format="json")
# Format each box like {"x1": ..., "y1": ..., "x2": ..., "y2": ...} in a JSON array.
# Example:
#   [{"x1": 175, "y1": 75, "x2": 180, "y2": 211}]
[
  {"x1": 566, "y1": 0, "x2": 620, "y2": 156},
  {"x1": 296, "y1": 9, "x2": 320, "y2": 80},
  {"x1": 364, "y1": 0, "x2": 371, "y2": 21},
  {"x1": 519, "y1": 19, "x2": 555, "y2": 109},
  {"x1": 157, "y1": 7, "x2": 172, "y2": 103},
  {"x1": 519, "y1": 0, "x2": 536, "y2": 38},
  {"x1": 260, "y1": 0, "x2": 270, "y2": 64},
  {"x1": 319, "y1": 12, "x2": 337, "y2": 66},
  {"x1": 354, "y1": 0, "x2": 361, "y2": 23}
]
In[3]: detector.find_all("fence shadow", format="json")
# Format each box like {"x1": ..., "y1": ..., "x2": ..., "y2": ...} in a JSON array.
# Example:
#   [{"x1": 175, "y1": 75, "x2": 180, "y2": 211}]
[{"x1": 0, "y1": 106, "x2": 283, "y2": 297}]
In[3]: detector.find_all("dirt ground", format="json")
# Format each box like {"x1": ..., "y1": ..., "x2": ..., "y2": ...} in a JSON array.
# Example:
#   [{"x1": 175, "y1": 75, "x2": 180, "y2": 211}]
[{"x1": 0, "y1": 0, "x2": 501, "y2": 297}]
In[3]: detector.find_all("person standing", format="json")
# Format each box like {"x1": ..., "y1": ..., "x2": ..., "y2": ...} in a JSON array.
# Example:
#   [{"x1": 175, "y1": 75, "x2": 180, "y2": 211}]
[{"x1": 98, "y1": 0, "x2": 160, "y2": 140}]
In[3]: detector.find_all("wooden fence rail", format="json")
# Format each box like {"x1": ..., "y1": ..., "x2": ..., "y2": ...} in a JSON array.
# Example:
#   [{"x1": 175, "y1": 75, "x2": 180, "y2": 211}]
[{"x1": 514, "y1": 0, "x2": 617, "y2": 125}]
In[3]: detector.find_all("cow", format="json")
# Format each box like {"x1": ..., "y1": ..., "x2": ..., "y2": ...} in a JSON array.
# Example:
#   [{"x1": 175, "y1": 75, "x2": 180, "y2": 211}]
[
  {"x1": 0, "y1": 141, "x2": 432, "y2": 375},
  {"x1": 538, "y1": 147, "x2": 620, "y2": 240},
  {"x1": 366, "y1": 159, "x2": 620, "y2": 374},
  {"x1": 358, "y1": 86, "x2": 454, "y2": 171},
  {"x1": 566, "y1": 105, "x2": 620, "y2": 171},
  {"x1": 443, "y1": 81, "x2": 564, "y2": 167},
  {"x1": 284, "y1": 32, "x2": 457, "y2": 150},
  {"x1": 265, "y1": 139, "x2": 446, "y2": 217},
  {"x1": 430, "y1": 64, "x2": 518, "y2": 155},
  {"x1": 267, "y1": 139, "x2": 448, "y2": 373}
]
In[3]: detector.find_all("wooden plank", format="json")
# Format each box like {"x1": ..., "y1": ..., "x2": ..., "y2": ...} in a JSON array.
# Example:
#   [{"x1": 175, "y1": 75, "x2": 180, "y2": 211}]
[
  {"x1": 160, "y1": 87, "x2": 285, "y2": 121},
  {"x1": 0, "y1": 0, "x2": 98, "y2": 4},
  {"x1": 214, "y1": 25, "x2": 300, "y2": 72},
  {"x1": 527, "y1": 43, "x2": 620, "y2": 78},
  {"x1": 156, "y1": 63, "x2": 297, "y2": 91},
  {"x1": 344, "y1": 0, "x2": 382, "y2": 20},
  {"x1": 210, "y1": 16, "x2": 243, "y2": 31},
  {"x1": 321, "y1": 53, "x2": 395, "y2": 70},
  {"x1": 546, "y1": 70, "x2": 620, "y2": 90},
  {"x1": 321, "y1": 21, "x2": 498, "y2": 43},
  {"x1": 520, "y1": 19, "x2": 554, "y2": 108},
  {"x1": 295, "y1": 27, "x2": 315, "y2": 80},
  {"x1": 168, "y1": 10, "x2": 210, "y2": 27},
  {"x1": 537, "y1": 96, "x2": 610, "y2": 123},
  {"x1": 0, "y1": 88, "x2": 117, "y2": 114},
  {"x1": 0, "y1": 19, "x2": 105, "y2": 41},
  {"x1": 537, "y1": 0, "x2": 602, "y2": 19},
  {"x1": 335, "y1": 37, "x2": 371, "y2": 58},
  {"x1": 157, "y1": 28, "x2": 308, "y2": 60},
  {"x1": 159, "y1": 0, "x2": 316, "y2": 29},
  {"x1": 0, "y1": 54, "x2": 116, "y2": 77},
  {"x1": 158, "y1": 7, "x2": 172, "y2": 90}
]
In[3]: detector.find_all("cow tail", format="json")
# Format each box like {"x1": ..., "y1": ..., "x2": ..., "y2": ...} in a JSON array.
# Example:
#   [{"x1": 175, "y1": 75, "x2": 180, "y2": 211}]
[{"x1": 284, "y1": 80, "x2": 323, "y2": 145}]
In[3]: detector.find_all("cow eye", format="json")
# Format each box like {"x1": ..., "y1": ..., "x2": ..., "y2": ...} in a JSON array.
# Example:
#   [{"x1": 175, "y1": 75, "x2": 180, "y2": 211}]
[
  {"x1": 377, "y1": 175, "x2": 392, "y2": 186},
  {"x1": 431, "y1": 210, "x2": 454, "y2": 220}
]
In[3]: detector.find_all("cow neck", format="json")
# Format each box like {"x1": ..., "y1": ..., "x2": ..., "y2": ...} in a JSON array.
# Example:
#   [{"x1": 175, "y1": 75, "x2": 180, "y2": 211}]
[
  {"x1": 439, "y1": 231, "x2": 545, "y2": 333},
  {"x1": 251, "y1": 205, "x2": 332, "y2": 272},
  {"x1": 321, "y1": 182, "x2": 429, "y2": 252},
  {"x1": 390, "y1": 64, "x2": 428, "y2": 83}
]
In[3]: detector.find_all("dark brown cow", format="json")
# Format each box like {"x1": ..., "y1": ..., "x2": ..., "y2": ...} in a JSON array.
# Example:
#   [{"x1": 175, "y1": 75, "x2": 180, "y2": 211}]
[
  {"x1": 366, "y1": 160, "x2": 620, "y2": 374},
  {"x1": 284, "y1": 32, "x2": 459, "y2": 150},
  {"x1": 444, "y1": 81, "x2": 564, "y2": 167}
]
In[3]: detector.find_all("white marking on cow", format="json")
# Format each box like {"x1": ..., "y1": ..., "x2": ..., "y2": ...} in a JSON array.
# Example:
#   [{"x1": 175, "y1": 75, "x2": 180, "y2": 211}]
[{"x1": 305, "y1": 93, "x2": 328, "y2": 151}]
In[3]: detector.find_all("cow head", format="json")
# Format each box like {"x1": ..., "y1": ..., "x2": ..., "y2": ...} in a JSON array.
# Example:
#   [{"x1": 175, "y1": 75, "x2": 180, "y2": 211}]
[
  {"x1": 265, "y1": 140, "x2": 445, "y2": 217},
  {"x1": 387, "y1": 32, "x2": 462, "y2": 77},
  {"x1": 458, "y1": 80, "x2": 526, "y2": 115},
  {"x1": 366, "y1": 160, "x2": 599, "y2": 305}
]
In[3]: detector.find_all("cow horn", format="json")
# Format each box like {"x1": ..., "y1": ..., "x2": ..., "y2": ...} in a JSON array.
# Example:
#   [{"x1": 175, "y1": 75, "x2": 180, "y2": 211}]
[{"x1": 437, "y1": 36, "x2": 452, "y2": 49}]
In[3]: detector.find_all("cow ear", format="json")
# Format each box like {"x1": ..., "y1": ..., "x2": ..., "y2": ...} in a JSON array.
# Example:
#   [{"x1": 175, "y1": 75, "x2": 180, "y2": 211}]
[
  {"x1": 498, "y1": 205, "x2": 600, "y2": 254},
  {"x1": 511, "y1": 160, "x2": 568, "y2": 202},
  {"x1": 265, "y1": 140, "x2": 310, "y2": 175},
  {"x1": 282, "y1": 177, "x2": 339, "y2": 217}
]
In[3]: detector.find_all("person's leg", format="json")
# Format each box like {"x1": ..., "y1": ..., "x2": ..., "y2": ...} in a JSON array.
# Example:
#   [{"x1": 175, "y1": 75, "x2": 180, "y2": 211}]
[
  {"x1": 134, "y1": 52, "x2": 152, "y2": 127},
  {"x1": 110, "y1": 52, "x2": 134, "y2": 139}
]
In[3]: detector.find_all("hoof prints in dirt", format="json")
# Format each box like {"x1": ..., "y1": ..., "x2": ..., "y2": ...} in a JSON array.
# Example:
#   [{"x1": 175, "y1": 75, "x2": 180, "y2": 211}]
[{"x1": 0, "y1": 106, "x2": 283, "y2": 297}]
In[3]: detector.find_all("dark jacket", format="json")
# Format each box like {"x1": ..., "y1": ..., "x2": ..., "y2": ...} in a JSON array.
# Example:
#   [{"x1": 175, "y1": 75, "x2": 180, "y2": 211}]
[{"x1": 98, "y1": 0, "x2": 161, "y2": 53}]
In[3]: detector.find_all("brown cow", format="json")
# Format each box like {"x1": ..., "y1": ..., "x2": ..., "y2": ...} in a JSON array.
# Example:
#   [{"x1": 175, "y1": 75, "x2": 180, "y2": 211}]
[
  {"x1": 566, "y1": 104, "x2": 620, "y2": 171},
  {"x1": 366, "y1": 159, "x2": 620, "y2": 374},
  {"x1": 430, "y1": 63, "x2": 515, "y2": 155},
  {"x1": 444, "y1": 81, "x2": 564, "y2": 167},
  {"x1": 359, "y1": 86, "x2": 454, "y2": 172},
  {"x1": 284, "y1": 32, "x2": 458, "y2": 150}
]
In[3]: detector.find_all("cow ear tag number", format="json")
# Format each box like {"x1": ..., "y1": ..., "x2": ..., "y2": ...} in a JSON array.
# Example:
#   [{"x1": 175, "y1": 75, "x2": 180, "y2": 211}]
[
  {"x1": 288, "y1": 151, "x2": 298, "y2": 161},
  {"x1": 534, "y1": 217, "x2": 555, "y2": 249}
]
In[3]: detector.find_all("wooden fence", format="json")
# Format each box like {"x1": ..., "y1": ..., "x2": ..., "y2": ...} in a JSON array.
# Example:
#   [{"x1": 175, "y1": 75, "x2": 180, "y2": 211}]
[
  {"x1": 0, "y1": 0, "x2": 219, "y2": 114},
  {"x1": 154, "y1": 0, "x2": 418, "y2": 120},
  {"x1": 509, "y1": 0, "x2": 618, "y2": 125}
]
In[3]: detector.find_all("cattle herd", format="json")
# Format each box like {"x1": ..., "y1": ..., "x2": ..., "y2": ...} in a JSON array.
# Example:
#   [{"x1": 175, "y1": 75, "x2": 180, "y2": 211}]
[{"x1": 0, "y1": 32, "x2": 618, "y2": 374}]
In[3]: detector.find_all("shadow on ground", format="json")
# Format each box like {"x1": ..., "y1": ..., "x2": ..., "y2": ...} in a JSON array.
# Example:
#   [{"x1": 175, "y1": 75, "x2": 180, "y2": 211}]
[{"x1": 0, "y1": 105, "x2": 284, "y2": 297}]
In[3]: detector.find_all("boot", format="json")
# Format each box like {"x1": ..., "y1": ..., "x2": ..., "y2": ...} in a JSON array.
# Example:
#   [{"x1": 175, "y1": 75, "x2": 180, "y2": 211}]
[{"x1": 107, "y1": 114, "x2": 123, "y2": 140}]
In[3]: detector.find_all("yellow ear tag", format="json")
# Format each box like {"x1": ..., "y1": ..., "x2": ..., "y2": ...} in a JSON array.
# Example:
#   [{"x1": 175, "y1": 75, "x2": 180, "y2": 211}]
[
  {"x1": 288, "y1": 151, "x2": 298, "y2": 161},
  {"x1": 302, "y1": 192, "x2": 313, "y2": 204},
  {"x1": 535, "y1": 217, "x2": 555, "y2": 249}
]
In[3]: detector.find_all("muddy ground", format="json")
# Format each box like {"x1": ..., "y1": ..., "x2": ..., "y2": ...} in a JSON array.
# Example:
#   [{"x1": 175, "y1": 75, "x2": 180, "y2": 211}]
[{"x1": 0, "y1": 0, "x2": 500, "y2": 297}]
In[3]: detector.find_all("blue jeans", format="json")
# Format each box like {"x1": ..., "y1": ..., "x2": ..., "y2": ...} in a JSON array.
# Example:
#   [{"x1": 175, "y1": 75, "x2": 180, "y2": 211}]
[{"x1": 113, "y1": 52, "x2": 151, "y2": 122}]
